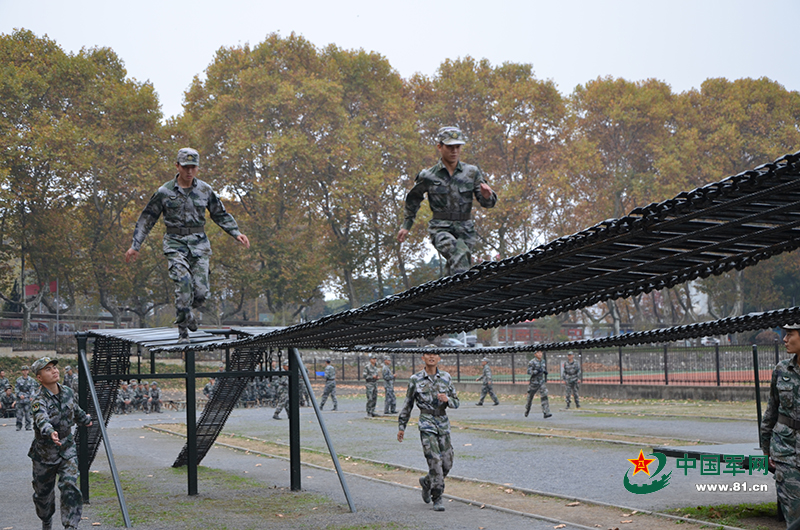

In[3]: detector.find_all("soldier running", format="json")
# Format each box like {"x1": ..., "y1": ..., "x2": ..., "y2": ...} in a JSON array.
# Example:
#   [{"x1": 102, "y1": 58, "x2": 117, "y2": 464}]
[{"x1": 125, "y1": 147, "x2": 250, "y2": 343}]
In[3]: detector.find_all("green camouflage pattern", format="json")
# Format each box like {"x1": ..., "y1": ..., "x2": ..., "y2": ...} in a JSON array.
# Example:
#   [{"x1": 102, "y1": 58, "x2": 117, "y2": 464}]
[
  {"x1": 319, "y1": 364, "x2": 337, "y2": 410},
  {"x1": 149, "y1": 385, "x2": 162, "y2": 413},
  {"x1": 273, "y1": 374, "x2": 289, "y2": 419},
  {"x1": 761, "y1": 356, "x2": 800, "y2": 464},
  {"x1": 477, "y1": 364, "x2": 499, "y2": 405},
  {"x1": 131, "y1": 176, "x2": 242, "y2": 325},
  {"x1": 525, "y1": 357, "x2": 550, "y2": 416},
  {"x1": 29, "y1": 383, "x2": 92, "y2": 528},
  {"x1": 562, "y1": 359, "x2": 581, "y2": 407},
  {"x1": 15, "y1": 374, "x2": 37, "y2": 430},
  {"x1": 398, "y1": 368, "x2": 459, "y2": 494},
  {"x1": 115, "y1": 385, "x2": 133, "y2": 414},
  {"x1": 363, "y1": 362, "x2": 380, "y2": 416},
  {"x1": 774, "y1": 461, "x2": 800, "y2": 525},
  {"x1": 383, "y1": 363, "x2": 396, "y2": 414},
  {"x1": 436, "y1": 126, "x2": 466, "y2": 146},
  {"x1": 402, "y1": 161, "x2": 497, "y2": 275}
]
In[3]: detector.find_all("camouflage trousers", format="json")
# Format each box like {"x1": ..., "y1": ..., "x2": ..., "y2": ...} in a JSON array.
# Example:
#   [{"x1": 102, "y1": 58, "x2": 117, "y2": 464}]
[
  {"x1": 273, "y1": 391, "x2": 289, "y2": 418},
  {"x1": 428, "y1": 219, "x2": 476, "y2": 275},
  {"x1": 32, "y1": 457, "x2": 83, "y2": 528},
  {"x1": 320, "y1": 381, "x2": 337, "y2": 410},
  {"x1": 16, "y1": 400, "x2": 31, "y2": 430},
  {"x1": 775, "y1": 462, "x2": 800, "y2": 526},
  {"x1": 383, "y1": 384, "x2": 396, "y2": 413},
  {"x1": 525, "y1": 381, "x2": 550, "y2": 415},
  {"x1": 365, "y1": 381, "x2": 378, "y2": 415},
  {"x1": 166, "y1": 252, "x2": 210, "y2": 325},
  {"x1": 478, "y1": 383, "x2": 499, "y2": 405},
  {"x1": 565, "y1": 380, "x2": 580, "y2": 407},
  {"x1": 420, "y1": 429, "x2": 454, "y2": 493}
]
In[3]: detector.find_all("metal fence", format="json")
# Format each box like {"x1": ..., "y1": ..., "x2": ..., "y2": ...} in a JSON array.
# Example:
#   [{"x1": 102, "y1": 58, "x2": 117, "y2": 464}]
[{"x1": 303, "y1": 343, "x2": 784, "y2": 387}]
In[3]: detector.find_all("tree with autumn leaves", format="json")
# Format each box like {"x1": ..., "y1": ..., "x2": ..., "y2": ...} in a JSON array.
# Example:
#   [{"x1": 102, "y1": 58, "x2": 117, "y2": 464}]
[{"x1": 2, "y1": 28, "x2": 800, "y2": 334}]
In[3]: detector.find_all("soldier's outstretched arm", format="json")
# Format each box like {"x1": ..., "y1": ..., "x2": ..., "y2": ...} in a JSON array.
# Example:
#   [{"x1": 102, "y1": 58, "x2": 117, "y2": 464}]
[{"x1": 236, "y1": 234, "x2": 251, "y2": 248}]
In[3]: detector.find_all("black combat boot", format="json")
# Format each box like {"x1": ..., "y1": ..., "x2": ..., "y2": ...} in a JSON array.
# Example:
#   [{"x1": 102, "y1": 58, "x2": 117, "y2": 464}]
[
  {"x1": 42, "y1": 518, "x2": 52, "y2": 530},
  {"x1": 431, "y1": 488, "x2": 445, "y2": 511},
  {"x1": 419, "y1": 476, "x2": 431, "y2": 504}
]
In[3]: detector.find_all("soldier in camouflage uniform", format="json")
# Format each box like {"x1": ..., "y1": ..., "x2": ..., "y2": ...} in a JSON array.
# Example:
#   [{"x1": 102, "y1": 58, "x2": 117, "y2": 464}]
[
  {"x1": 761, "y1": 322, "x2": 800, "y2": 526},
  {"x1": 383, "y1": 357, "x2": 397, "y2": 414},
  {"x1": 115, "y1": 382, "x2": 133, "y2": 414},
  {"x1": 148, "y1": 382, "x2": 162, "y2": 413},
  {"x1": 0, "y1": 369, "x2": 10, "y2": 392},
  {"x1": 363, "y1": 355, "x2": 380, "y2": 417},
  {"x1": 125, "y1": 148, "x2": 250, "y2": 343},
  {"x1": 16, "y1": 365, "x2": 37, "y2": 431},
  {"x1": 273, "y1": 361, "x2": 290, "y2": 420},
  {"x1": 319, "y1": 359, "x2": 338, "y2": 411},
  {"x1": 28, "y1": 356, "x2": 92, "y2": 530},
  {"x1": 1, "y1": 384, "x2": 16, "y2": 418},
  {"x1": 398, "y1": 350, "x2": 460, "y2": 512},
  {"x1": 61, "y1": 367, "x2": 74, "y2": 393},
  {"x1": 397, "y1": 127, "x2": 497, "y2": 276},
  {"x1": 562, "y1": 352, "x2": 581, "y2": 409},
  {"x1": 525, "y1": 351, "x2": 552, "y2": 419},
  {"x1": 203, "y1": 378, "x2": 216, "y2": 401},
  {"x1": 475, "y1": 357, "x2": 500, "y2": 406}
]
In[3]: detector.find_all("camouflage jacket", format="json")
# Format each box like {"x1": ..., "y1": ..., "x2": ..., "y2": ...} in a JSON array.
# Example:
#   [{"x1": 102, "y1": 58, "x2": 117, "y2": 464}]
[
  {"x1": 28, "y1": 383, "x2": 91, "y2": 464},
  {"x1": 1, "y1": 392, "x2": 14, "y2": 410},
  {"x1": 383, "y1": 365, "x2": 395, "y2": 384},
  {"x1": 324, "y1": 365, "x2": 336, "y2": 381},
  {"x1": 402, "y1": 160, "x2": 497, "y2": 230},
  {"x1": 149, "y1": 387, "x2": 161, "y2": 400},
  {"x1": 0, "y1": 376, "x2": 9, "y2": 390},
  {"x1": 477, "y1": 364, "x2": 493, "y2": 384},
  {"x1": 562, "y1": 360, "x2": 581, "y2": 383},
  {"x1": 15, "y1": 375, "x2": 37, "y2": 403},
  {"x1": 117, "y1": 388, "x2": 133, "y2": 403},
  {"x1": 363, "y1": 363, "x2": 380, "y2": 383},
  {"x1": 203, "y1": 382, "x2": 214, "y2": 398},
  {"x1": 761, "y1": 356, "x2": 800, "y2": 465},
  {"x1": 527, "y1": 358, "x2": 547, "y2": 384},
  {"x1": 398, "y1": 368, "x2": 459, "y2": 435},
  {"x1": 131, "y1": 176, "x2": 242, "y2": 257}
]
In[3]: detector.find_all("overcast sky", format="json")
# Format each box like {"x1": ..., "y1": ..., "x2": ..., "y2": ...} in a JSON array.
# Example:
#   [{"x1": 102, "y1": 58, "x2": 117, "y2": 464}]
[{"x1": 1, "y1": 0, "x2": 798, "y2": 120}]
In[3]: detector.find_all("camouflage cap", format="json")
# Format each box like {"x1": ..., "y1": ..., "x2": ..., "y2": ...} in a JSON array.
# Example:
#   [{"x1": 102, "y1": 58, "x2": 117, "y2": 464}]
[
  {"x1": 177, "y1": 147, "x2": 200, "y2": 167},
  {"x1": 567, "y1": 351, "x2": 575, "y2": 356},
  {"x1": 150, "y1": 381, "x2": 158, "y2": 386},
  {"x1": 31, "y1": 357, "x2": 57, "y2": 375},
  {"x1": 783, "y1": 323, "x2": 800, "y2": 330},
  {"x1": 436, "y1": 126, "x2": 466, "y2": 146},
  {"x1": 481, "y1": 357, "x2": 489, "y2": 363},
  {"x1": 325, "y1": 358, "x2": 331, "y2": 363},
  {"x1": 21, "y1": 365, "x2": 30, "y2": 371}
]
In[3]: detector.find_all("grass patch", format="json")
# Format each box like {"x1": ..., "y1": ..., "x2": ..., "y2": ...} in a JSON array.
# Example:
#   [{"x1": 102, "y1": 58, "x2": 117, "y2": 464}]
[
  {"x1": 667, "y1": 502, "x2": 779, "y2": 529},
  {"x1": 88, "y1": 466, "x2": 342, "y2": 529}
]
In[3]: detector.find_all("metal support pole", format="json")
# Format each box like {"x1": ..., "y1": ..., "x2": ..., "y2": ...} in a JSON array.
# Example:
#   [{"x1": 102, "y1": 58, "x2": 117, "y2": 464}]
[
  {"x1": 663, "y1": 344, "x2": 669, "y2": 386},
  {"x1": 618, "y1": 346, "x2": 624, "y2": 385},
  {"x1": 76, "y1": 333, "x2": 90, "y2": 500},
  {"x1": 314, "y1": 358, "x2": 317, "y2": 381},
  {"x1": 579, "y1": 350, "x2": 583, "y2": 383},
  {"x1": 456, "y1": 351, "x2": 461, "y2": 383},
  {"x1": 291, "y1": 348, "x2": 356, "y2": 512},
  {"x1": 186, "y1": 347, "x2": 198, "y2": 495},
  {"x1": 76, "y1": 334, "x2": 132, "y2": 528},
  {"x1": 776, "y1": 342, "x2": 780, "y2": 366},
  {"x1": 288, "y1": 348, "x2": 301, "y2": 491},
  {"x1": 357, "y1": 356, "x2": 361, "y2": 381},
  {"x1": 412, "y1": 354, "x2": 415, "y2": 375},
  {"x1": 137, "y1": 345, "x2": 142, "y2": 375},
  {"x1": 753, "y1": 345, "x2": 763, "y2": 441},
  {"x1": 715, "y1": 344, "x2": 721, "y2": 386},
  {"x1": 150, "y1": 348, "x2": 156, "y2": 375},
  {"x1": 341, "y1": 357, "x2": 345, "y2": 382},
  {"x1": 511, "y1": 351, "x2": 515, "y2": 384}
]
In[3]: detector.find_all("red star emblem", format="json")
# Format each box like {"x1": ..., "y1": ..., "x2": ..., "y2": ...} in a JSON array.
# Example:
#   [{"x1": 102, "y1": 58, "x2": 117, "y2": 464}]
[{"x1": 628, "y1": 450, "x2": 655, "y2": 476}]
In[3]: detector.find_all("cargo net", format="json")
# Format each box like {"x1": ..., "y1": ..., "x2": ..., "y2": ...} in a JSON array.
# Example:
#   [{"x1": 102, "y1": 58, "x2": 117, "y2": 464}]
[
  {"x1": 76, "y1": 336, "x2": 131, "y2": 467},
  {"x1": 173, "y1": 346, "x2": 266, "y2": 468}
]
